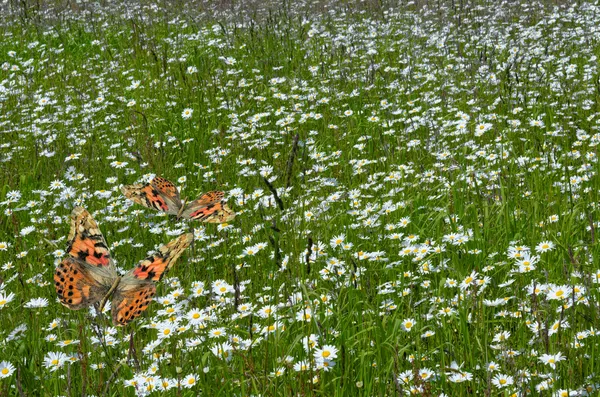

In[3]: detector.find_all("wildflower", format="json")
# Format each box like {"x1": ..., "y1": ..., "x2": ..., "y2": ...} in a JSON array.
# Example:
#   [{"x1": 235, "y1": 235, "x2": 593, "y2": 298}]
[
  {"x1": 301, "y1": 334, "x2": 319, "y2": 352},
  {"x1": 210, "y1": 343, "x2": 233, "y2": 361},
  {"x1": 294, "y1": 360, "x2": 311, "y2": 371},
  {"x1": 539, "y1": 353, "x2": 566, "y2": 369},
  {"x1": 535, "y1": 241, "x2": 555, "y2": 253},
  {"x1": 272, "y1": 367, "x2": 286, "y2": 377},
  {"x1": 487, "y1": 361, "x2": 499, "y2": 372},
  {"x1": 492, "y1": 374, "x2": 514, "y2": 388},
  {"x1": 493, "y1": 331, "x2": 511, "y2": 343},
  {"x1": 314, "y1": 345, "x2": 338, "y2": 361},
  {"x1": 330, "y1": 234, "x2": 345, "y2": 248},
  {"x1": 182, "y1": 108, "x2": 193, "y2": 119},
  {"x1": 419, "y1": 368, "x2": 434, "y2": 381},
  {"x1": 44, "y1": 352, "x2": 68, "y2": 372},
  {"x1": 24, "y1": 298, "x2": 49, "y2": 308},
  {"x1": 0, "y1": 292, "x2": 16, "y2": 309},
  {"x1": 182, "y1": 374, "x2": 197, "y2": 388},
  {"x1": 402, "y1": 318, "x2": 416, "y2": 332},
  {"x1": 57, "y1": 339, "x2": 80, "y2": 348},
  {"x1": 110, "y1": 161, "x2": 128, "y2": 169},
  {"x1": 460, "y1": 271, "x2": 478, "y2": 290},
  {"x1": 156, "y1": 323, "x2": 175, "y2": 339},
  {"x1": 64, "y1": 153, "x2": 81, "y2": 161},
  {"x1": 257, "y1": 305, "x2": 277, "y2": 318},
  {"x1": 296, "y1": 308, "x2": 313, "y2": 322},
  {"x1": 546, "y1": 285, "x2": 571, "y2": 301},
  {"x1": 20, "y1": 226, "x2": 35, "y2": 236},
  {"x1": 0, "y1": 361, "x2": 15, "y2": 378},
  {"x1": 421, "y1": 330, "x2": 435, "y2": 338},
  {"x1": 209, "y1": 328, "x2": 226, "y2": 338}
]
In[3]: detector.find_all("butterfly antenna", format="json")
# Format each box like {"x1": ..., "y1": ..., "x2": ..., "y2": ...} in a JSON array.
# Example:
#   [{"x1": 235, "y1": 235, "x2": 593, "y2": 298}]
[{"x1": 99, "y1": 276, "x2": 122, "y2": 314}]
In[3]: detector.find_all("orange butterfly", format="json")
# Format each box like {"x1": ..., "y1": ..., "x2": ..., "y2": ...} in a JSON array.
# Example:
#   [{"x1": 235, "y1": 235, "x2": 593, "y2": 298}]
[
  {"x1": 121, "y1": 176, "x2": 235, "y2": 223},
  {"x1": 54, "y1": 207, "x2": 193, "y2": 326}
]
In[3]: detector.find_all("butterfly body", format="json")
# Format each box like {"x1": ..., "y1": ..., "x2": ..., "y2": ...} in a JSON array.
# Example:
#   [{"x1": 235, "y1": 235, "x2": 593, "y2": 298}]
[
  {"x1": 54, "y1": 207, "x2": 192, "y2": 326},
  {"x1": 121, "y1": 176, "x2": 235, "y2": 223}
]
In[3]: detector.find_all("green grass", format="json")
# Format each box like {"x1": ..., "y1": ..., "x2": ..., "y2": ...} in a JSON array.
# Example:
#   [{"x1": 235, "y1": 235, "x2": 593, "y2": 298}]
[{"x1": 1, "y1": 0, "x2": 600, "y2": 395}]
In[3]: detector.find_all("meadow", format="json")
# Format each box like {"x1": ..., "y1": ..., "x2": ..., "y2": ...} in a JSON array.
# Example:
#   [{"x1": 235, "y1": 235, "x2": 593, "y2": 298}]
[{"x1": 1, "y1": 0, "x2": 599, "y2": 395}]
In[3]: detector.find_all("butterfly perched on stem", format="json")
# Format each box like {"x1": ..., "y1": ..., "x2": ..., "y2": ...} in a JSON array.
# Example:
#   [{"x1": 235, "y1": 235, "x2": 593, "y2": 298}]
[
  {"x1": 54, "y1": 207, "x2": 193, "y2": 326},
  {"x1": 121, "y1": 176, "x2": 235, "y2": 223}
]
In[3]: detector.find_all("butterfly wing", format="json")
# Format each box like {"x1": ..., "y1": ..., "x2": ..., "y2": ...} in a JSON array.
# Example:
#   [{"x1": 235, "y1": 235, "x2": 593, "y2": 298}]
[
  {"x1": 130, "y1": 233, "x2": 193, "y2": 281},
  {"x1": 111, "y1": 233, "x2": 193, "y2": 326},
  {"x1": 67, "y1": 207, "x2": 113, "y2": 269},
  {"x1": 181, "y1": 191, "x2": 236, "y2": 223},
  {"x1": 121, "y1": 176, "x2": 182, "y2": 216},
  {"x1": 54, "y1": 257, "x2": 116, "y2": 310},
  {"x1": 111, "y1": 277, "x2": 156, "y2": 326}
]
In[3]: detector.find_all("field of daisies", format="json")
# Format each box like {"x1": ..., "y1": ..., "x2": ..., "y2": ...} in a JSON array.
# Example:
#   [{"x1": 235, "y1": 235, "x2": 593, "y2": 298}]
[{"x1": 2, "y1": 0, "x2": 600, "y2": 395}]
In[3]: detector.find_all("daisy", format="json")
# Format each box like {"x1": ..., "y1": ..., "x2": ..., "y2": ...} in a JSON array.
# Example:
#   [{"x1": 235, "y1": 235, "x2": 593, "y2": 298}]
[
  {"x1": 182, "y1": 374, "x2": 197, "y2": 388},
  {"x1": 24, "y1": 298, "x2": 49, "y2": 308},
  {"x1": 329, "y1": 234, "x2": 345, "y2": 248},
  {"x1": 210, "y1": 343, "x2": 233, "y2": 361},
  {"x1": 257, "y1": 305, "x2": 277, "y2": 318},
  {"x1": 459, "y1": 271, "x2": 478, "y2": 290},
  {"x1": 546, "y1": 285, "x2": 571, "y2": 301},
  {"x1": 535, "y1": 241, "x2": 555, "y2": 253},
  {"x1": 487, "y1": 361, "x2": 499, "y2": 372},
  {"x1": 293, "y1": 360, "x2": 311, "y2": 372},
  {"x1": 57, "y1": 339, "x2": 80, "y2": 347},
  {"x1": 301, "y1": 334, "x2": 319, "y2": 352},
  {"x1": 0, "y1": 292, "x2": 15, "y2": 309},
  {"x1": 181, "y1": 108, "x2": 193, "y2": 119},
  {"x1": 186, "y1": 308, "x2": 206, "y2": 326},
  {"x1": 419, "y1": 368, "x2": 434, "y2": 381},
  {"x1": 314, "y1": 345, "x2": 338, "y2": 361},
  {"x1": 491, "y1": 374, "x2": 514, "y2": 388},
  {"x1": 539, "y1": 353, "x2": 566, "y2": 369},
  {"x1": 402, "y1": 318, "x2": 416, "y2": 332},
  {"x1": 209, "y1": 327, "x2": 227, "y2": 338},
  {"x1": 44, "y1": 352, "x2": 68, "y2": 372},
  {"x1": 296, "y1": 307, "x2": 313, "y2": 322},
  {"x1": 0, "y1": 361, "x2": 15, "y2": 378},
  {"x1": 156, "y1": 323, "x2": 175, "y2": 339}
]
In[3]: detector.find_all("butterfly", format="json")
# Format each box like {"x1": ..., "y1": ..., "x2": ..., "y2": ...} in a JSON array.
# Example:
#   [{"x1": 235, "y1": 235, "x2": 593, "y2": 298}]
[
  {"x1": 54, "y1": 206, "x2": 193, "y2": 326},
  {"x1": 121, "y1": 176, "x2": 235, "y2": 223}
]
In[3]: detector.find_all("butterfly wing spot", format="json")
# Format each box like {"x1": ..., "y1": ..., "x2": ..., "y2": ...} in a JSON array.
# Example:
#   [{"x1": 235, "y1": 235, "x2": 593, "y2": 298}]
[
  {"x1": 54, "y1": 258, "x2": 109, "y2": 310},
  {"x1": 112, "y1": 285, "x2": 156, "y2": 326},
  {"x1": 151, "y1": 177, "x2": 179, "y2": 197}
]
